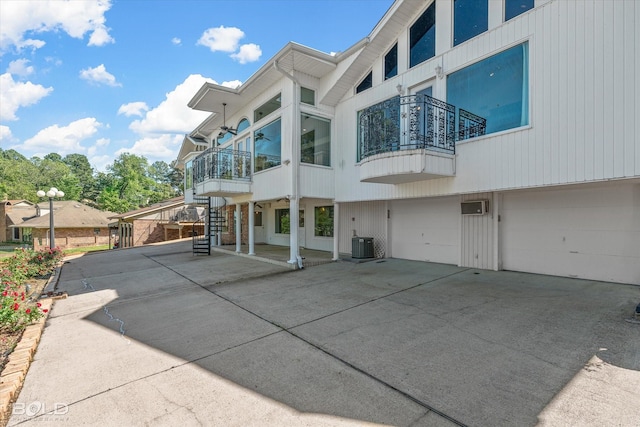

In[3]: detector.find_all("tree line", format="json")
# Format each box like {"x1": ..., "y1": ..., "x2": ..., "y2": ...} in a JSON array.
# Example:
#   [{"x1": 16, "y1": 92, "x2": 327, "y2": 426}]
[{"x1": 0, "y1": 148, "x2": 184, "y2": 214}]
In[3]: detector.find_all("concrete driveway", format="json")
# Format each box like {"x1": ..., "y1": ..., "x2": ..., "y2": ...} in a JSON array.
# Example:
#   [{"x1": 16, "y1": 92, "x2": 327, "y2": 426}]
[{"x1": 9, "y1": 240, "x2": 640, "y2": 426}]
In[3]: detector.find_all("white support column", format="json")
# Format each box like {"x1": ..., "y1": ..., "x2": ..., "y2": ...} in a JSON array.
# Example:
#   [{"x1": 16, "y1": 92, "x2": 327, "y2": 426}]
[
  {"x1": 332, "y1": 202, "x2": 340, "y2": 261},
  {"x1": 235, "y1": 204, "x2": 242, "y2": 253},
  {"x1": 248, "y1": 201, "x2": 255, "y2": 255},
  {"x1": 288, "y1": 197, "x2": 299, "y2": 264}
]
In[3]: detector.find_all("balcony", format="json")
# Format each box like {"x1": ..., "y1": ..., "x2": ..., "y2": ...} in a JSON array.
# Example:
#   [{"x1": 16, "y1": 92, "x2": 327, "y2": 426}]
[
  {"x1": 358, "y1": 94, "x2": 486, "y2": 184},
  {"x1": 192, "y1": 147, "x2": 252, "y2": 196}
]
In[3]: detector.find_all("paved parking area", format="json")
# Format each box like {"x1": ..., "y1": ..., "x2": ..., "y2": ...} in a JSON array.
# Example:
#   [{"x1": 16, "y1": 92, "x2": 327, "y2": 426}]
[{"x1": 9, "y1": 240, "x2": 640, "y2": 426}]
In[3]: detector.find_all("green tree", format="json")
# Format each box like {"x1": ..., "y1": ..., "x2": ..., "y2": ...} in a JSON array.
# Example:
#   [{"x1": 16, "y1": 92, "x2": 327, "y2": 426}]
[{"x1": 63, "y1": 154, "x2": 95, "y2": 201}]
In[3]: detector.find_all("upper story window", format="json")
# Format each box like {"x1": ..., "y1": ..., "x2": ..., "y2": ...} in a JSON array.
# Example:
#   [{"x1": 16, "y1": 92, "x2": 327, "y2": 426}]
[
  {"x1": 236, "y1": 118, "x2": 250, "y2": 134},
  {"x1": 356, "y1": 71, "x2": 372, "y2": 94},
  {"x1": 185, "y1": 160, "x2": 193, "y2": 191},
  {"x1": 301, "y1": 114, "x2": 331, "y2": 167},
  {"x1": 384, "y1": 43, "x2": 398, "y2": 80},
  {"x1": 410, "y1": 3, "x2": 436, "y2": 68},
  {"x1": 301, "y1": 87, "x2": 315, "y2": 105},
  {"x1": 216, "y1": 131, "x2": 232, "y2": 146},
  {"x1": 254, "y1": 117, "x2": 281, "y2": 172},
  {"x1": 254, "y1": 94, "x2": 281, "y2": 123},
  {"x1": 454, "y1": 0, "x2": 488, "y2": 46},
  {"x1": 447, "y1": 42, "x2": 529, "y2": 135},
  {"x1": 505, "y1": 0, "x2": 534, "y2": 21}
]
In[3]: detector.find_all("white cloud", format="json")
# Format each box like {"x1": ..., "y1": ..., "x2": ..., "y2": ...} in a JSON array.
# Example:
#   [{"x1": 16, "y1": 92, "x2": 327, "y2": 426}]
[
  {"x1": 230, "y1": 43, "x2": 262, "y2": 64},
  {"x1": 128, "y1": 74, "x2": 213, "y2": 135},
  {"x1": 0, "y1": 73, "x2": 53, "y2": 121},
  {"x1": 118, "y1": 102, "x2": 149, "y2": 117},
  {"x1": 6, "y1": 59, "x2": 34, "y2": 77},
  {"x1": 88, "y1": 154, "x2": 112, "y2": 173},
  {"x1": 79, "y1": 64, "x2": 121, "y2": 87},
  {"x1": 0, "y1": 125, "x2": 13, "y2": 142},
  {"x1": 20, "y1": 117, "x2": 102, "y2": 155},
  {"x1": 197, "y1": 26, "x2": 244, "y2": 53},
  {"x1": 116, "y1": 134, "x2": 183, "y2": 162},
  {"x1": 172, "y1": 37, "x2": 181, "y2": 46},
  {"x1": 221, "y1": 80, "x2": 242, "y2": 89},
  {"x1": 87, "y1": 137, "x2": 110, "y2": 157},
  {"x1": 0, "y1": 0, "x2": 114, "y2": 54}
]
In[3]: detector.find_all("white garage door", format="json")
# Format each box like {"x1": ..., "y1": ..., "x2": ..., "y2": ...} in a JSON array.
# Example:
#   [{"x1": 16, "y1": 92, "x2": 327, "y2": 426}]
[
  {"x1": 390, "y1": 197, "x2": 459, "y2": 264},
  {"x1": 501, "y1": 183, "x2": 640, "y2": 284}
]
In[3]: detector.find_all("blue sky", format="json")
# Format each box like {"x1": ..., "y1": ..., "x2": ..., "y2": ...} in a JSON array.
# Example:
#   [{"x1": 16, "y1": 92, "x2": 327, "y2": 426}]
[{"x1": 0, "y1": 0, "x2": 393, "y2": 171}]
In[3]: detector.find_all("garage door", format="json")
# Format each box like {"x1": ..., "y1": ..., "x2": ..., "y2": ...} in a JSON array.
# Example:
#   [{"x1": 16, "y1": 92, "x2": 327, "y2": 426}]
[
  {"x1": 390, "y1": 197, "x2": 458, "y2": 264},
  {"x1": 501, "y1": 183, "x2": 640, "y2": 284}
]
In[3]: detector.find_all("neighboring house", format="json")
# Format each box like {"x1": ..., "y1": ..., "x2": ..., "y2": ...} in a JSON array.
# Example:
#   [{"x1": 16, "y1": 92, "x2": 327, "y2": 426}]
[
  {"x1": 0, "y1": 200, "x2": 37, "y2": 243},
  {"x1": 176, "y1": 0, "x2": 639, "y2": 285},
  {"x1": 108, "y1": 196, "x2": 206, "y2": 248},
  {"x1": 15, "y1": 201, "x2": 115, "y2": 250}
]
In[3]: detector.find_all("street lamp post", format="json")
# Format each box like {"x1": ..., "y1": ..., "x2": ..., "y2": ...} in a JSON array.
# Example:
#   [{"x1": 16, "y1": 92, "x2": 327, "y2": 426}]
[{"x1": 36, "y1": 187, "x2": 65, "y2": 249}]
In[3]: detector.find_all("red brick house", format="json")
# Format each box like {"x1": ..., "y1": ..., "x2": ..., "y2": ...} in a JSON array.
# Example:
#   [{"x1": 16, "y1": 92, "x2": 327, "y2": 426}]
[
  {"x1": 108, "y1": 196, "x2": 204, "y2": 248},
  {"x1": 0, "y1": 200, "x2": 37, "y2": 243},
  {"x1": 15, "y1": 201, "x2": 115, "y2": 250}
]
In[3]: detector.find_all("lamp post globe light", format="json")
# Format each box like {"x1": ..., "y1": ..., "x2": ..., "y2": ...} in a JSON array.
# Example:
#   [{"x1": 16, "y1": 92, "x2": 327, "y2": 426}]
[{"x1": 37, "y1": 187, "x2": 64, "y2": 249}]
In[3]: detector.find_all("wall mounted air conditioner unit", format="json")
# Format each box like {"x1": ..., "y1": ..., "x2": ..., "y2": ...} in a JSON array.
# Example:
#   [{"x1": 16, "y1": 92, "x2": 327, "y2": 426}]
[{"x1": 461, "y1": 200, "x2": 490, "y2": 215}]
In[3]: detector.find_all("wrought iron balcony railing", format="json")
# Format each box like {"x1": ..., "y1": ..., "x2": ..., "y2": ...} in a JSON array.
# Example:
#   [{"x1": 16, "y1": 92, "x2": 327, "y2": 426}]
[
  {"x1": 193, "y1": 147, "x2": 251, "y2": 185},
  {"x1": 358, "y1": 94, "x2": 486, "y2": 160}
]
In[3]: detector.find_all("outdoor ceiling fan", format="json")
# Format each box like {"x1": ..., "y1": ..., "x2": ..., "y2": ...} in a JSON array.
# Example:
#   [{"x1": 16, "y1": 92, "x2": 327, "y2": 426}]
[
  {"x1": 218, "y1": 103, "x2": 237, "y2": 136},
  {"x1": 255, "y1": 132, "x2": 270, "y2": 141}
]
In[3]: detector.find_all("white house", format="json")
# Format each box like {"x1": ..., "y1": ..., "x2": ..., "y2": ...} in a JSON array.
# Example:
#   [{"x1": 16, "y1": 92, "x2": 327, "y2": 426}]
[{"x1": 177, "y1": 0, "x2": 640, "y2": 285}]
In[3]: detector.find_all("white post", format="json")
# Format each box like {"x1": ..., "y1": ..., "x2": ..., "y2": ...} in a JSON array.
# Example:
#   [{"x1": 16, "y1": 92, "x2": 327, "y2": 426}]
[
  {"x1": 248, "y1": 201, "x2": 255, "y2": 255},
  {"x1": 235, "y1": 205, "x2": 242, "y2": 253},
  {"x1": 332, "y1": 202, "x2": 340, "y2": 261}
]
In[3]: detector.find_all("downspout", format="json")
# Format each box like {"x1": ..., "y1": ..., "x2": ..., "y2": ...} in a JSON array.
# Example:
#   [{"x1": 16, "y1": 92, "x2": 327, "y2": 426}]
[{"x1": 274, "y1": 60, "x2": 302, "y2": 267}]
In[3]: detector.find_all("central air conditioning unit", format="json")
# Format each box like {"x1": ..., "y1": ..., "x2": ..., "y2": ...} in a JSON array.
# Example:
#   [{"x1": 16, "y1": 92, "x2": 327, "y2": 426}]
[{"x1": 461, "y1": 200, "x2": 490, "y2": 215}]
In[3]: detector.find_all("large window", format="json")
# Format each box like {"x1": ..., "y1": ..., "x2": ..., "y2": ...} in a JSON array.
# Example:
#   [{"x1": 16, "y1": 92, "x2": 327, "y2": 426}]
[
  {"x1": 384, "y1": 43, "x2": 398, "y2": 80},
  {"x1": 410, "y1": 3, "x2": 436, "y2": 68},
  {"x1": 356, "y1": 71, "x2": 372, "y2": 94},
  {"x1": 301, "y1": 115, "x2": 331, "y2": 166},
  {"x1": 505, "y1": 0, "x2": 534, "y2": 21},
  {"x1": 254, "y1": 94, "x2": 281, "y2": 123},
  {"x1": 254, "y1": 118, "x2": 281, "y2": 172},
  {"x1": 454, "y1": 0, "x2": 488, "y2": 46},
  {"x1": 275, "y1": 209, "x2": 303, "y2": 234},
  {"x1": 447, "y1": 42, "x2": 529, "y2": 135},
  {"x1": 314, "y1": 206, "x2": 334, "y2": 237}
]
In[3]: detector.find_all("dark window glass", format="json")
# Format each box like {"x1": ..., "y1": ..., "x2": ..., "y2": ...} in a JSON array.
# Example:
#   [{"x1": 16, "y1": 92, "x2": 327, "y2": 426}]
[
  {"x1": 454, "y1": 0, "x2": 488, "y2": 46},
  {"x1": 254, "y1": 211, "x2": 262, "y2": 227},
  {"x1": 505, "y1": 0, "x2": 534, "y2": 21},
  {"x1": 301, "y1": 87, "x2": 315, "y2": 105},
  {"x1": 384, "y1": 43, "x2": 398, "y2": 80},
  {"x1": 410, "y1": 3, "x2": 436, "y2": 67},
  {"x1": 254, "y1": 94, "x2": 281, "y2": 123},
  {"x1": 314, "y1": 206, "x2": 334, "y2": 237},
  {"x1": 447, "y1": 42, "x2": 529, "y2": 135},
  {"x1": 275, "y1": 209, "x2": 289, "y2": 234},
  {"x1": 356, "y1": 72, "x2": 372, "y2": 93},
  {"x1": 254, "y1": 118, "x2": 281, "y2": 172},
  {"x1": 301, "y1": 115, "x2": 331, "y2": 166}
]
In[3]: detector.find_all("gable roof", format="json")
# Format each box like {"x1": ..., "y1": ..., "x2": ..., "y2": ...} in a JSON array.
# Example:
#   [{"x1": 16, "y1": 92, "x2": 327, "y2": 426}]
[
  {"x1": 16, "y1": 201, "x2": 116, "y2": 229},
  {"x1": 108, "y1": 196, "x2": 185, "y2": 220}
]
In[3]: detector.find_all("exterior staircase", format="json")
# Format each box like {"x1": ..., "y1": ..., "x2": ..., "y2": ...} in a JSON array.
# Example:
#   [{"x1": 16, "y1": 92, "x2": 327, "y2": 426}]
[{"x1": 192, "y1": 196, "x2": 227, "y2": 256}]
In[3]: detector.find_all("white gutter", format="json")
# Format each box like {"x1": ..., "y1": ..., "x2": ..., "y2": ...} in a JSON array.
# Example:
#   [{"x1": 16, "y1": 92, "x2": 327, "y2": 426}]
[{"x1": 273, "y1": 60, "x2": 302, "y2": 267}]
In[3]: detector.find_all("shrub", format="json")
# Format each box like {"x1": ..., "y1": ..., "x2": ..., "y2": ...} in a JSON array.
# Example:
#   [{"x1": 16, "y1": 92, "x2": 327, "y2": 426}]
[{"x1": 0, "y1": 247, "x2": 61, "y2": 333}]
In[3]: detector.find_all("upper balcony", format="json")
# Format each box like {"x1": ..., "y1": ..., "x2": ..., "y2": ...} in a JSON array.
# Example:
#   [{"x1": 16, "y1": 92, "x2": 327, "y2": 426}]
[
  {"x1": 192, "y1": 147, "x2": 252, "y2": 196},
  {"x1": 358, "y1": 94, "x2": 486, "y2": 184}
]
